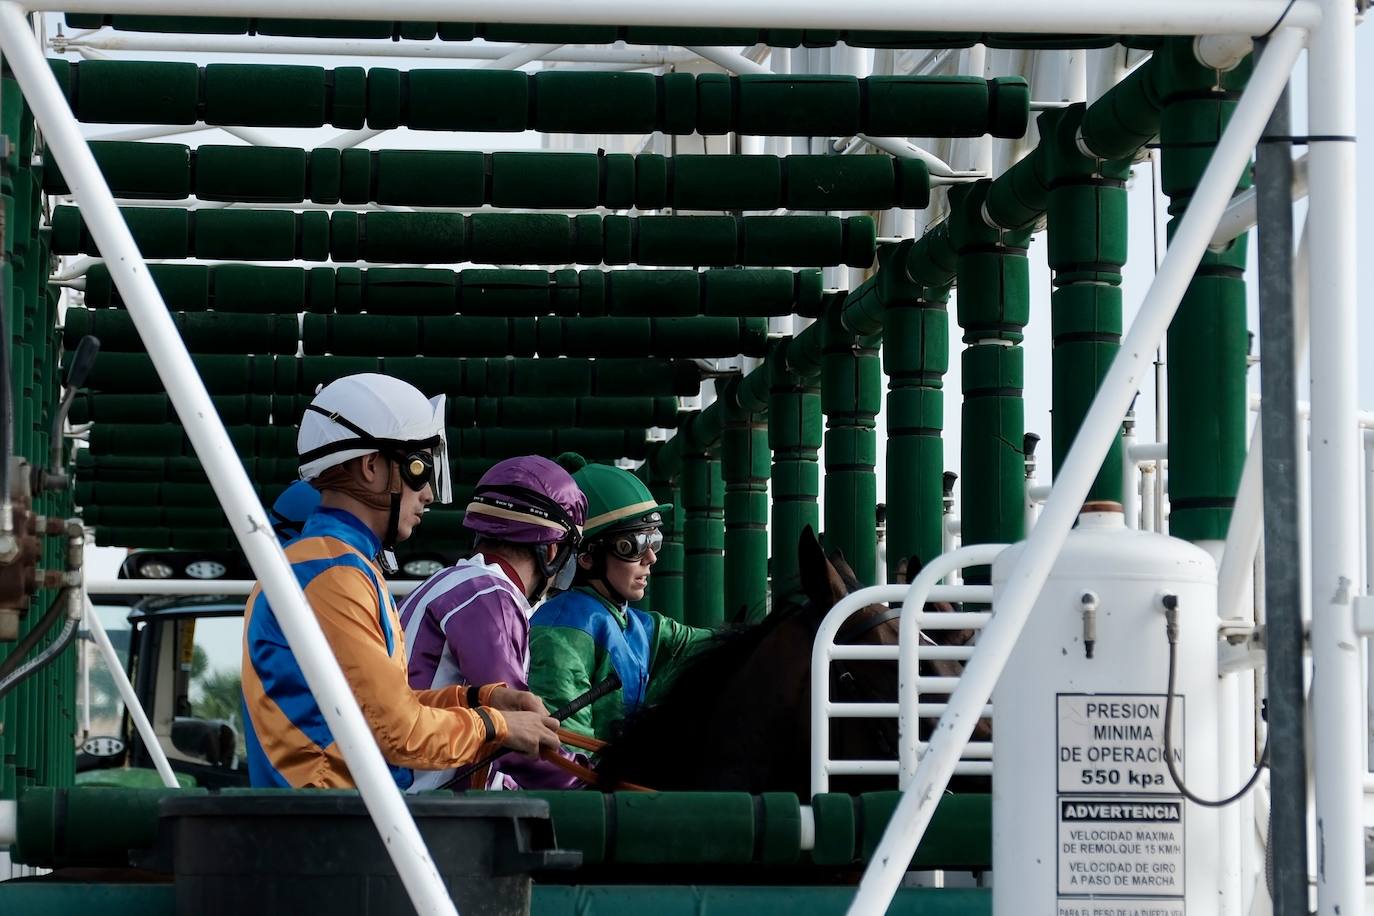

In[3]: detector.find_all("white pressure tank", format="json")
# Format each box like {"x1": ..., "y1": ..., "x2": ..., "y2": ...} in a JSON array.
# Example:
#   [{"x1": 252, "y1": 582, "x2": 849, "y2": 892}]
[{"x1": 990, "y1": 505, "x2": 1220, "y2": 916}]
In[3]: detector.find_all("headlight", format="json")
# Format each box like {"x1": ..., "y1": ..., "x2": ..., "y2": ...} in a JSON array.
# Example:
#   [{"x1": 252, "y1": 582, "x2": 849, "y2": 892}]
[
  {"x1": 138, "y1": 559, "x2": 175, "y2": 579},
  {"x1": 401, "y1": 558, "x2": 443, "y2": 578},
  {"x1": 185, "y1": 560, "x2": 227, "y2": 580}
]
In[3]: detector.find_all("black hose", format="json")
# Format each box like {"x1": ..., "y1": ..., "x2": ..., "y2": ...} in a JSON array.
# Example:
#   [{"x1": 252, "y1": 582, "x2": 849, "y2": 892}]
[
  {"x1": 0, "y1": 615, "x2": 79, "y2": 703},
  {"x1": 1161, "y1": 597, "x2": 1268, "y2": 808},
  {"x1": 0, "y1": 585, "x2": 74, "y2": 681}
]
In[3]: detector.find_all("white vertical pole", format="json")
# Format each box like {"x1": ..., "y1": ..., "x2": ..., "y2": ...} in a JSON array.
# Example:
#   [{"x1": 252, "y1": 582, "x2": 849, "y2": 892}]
[
  {"x1": 83, "y1": 596, "x2": 178, "y2": 789},
  {"x1": 1306, "y1": 0, "x2": 1363, "y2": 909},
  {"x1": 846, "y1": 29, "x2": 1304, "y2": 915},
  {"x1": 0, "y1": 9, "x2": 459, "y2": 915}
]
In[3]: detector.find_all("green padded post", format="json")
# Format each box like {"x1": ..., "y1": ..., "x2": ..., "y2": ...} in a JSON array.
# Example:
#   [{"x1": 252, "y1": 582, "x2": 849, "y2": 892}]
[
  {"x1": 638, "y1": 467, "x2": 684, "y2": 623},
  {"x1": 680, "y1": 415, "x2": 725, "y2": 629},
  {"x1": 950, "y1": 182, "x2": 1031, "y2": 581},
  {"x1": 821, "y1": 305, "x2": 881, "y2": 586},
  {"x1": 718, "y1": 377, "x2": 770, "y2": 624},
  {"x1": 1160, "y1": 43, "x2": 1253, "y2": 542},
  {"x1": 883, "y1": 280, "x2": 951, "y2": 577},
  {"x1": 1041, "y1": 105, "x2": 1131, "y2": 503},
  {"x1": 768, "y1": 351, "x2": 822, "y2": 605}
]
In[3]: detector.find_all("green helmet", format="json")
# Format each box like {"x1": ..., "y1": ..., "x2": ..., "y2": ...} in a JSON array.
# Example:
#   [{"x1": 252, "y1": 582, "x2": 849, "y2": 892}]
[{"x1": 573, "y1": 463, "x2": 674, "y2": 542}]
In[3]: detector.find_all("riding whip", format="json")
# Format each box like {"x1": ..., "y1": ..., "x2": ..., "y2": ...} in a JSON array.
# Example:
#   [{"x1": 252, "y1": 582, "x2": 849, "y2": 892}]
[{"x1": 440, "y1": 672, "x2": 622, "y2": 790}]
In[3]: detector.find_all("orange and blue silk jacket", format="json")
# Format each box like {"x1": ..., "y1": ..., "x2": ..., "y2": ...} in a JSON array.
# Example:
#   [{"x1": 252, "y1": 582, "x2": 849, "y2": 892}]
[{"x1": 241, "y1": 506, "x2": 508, "y2": 788}]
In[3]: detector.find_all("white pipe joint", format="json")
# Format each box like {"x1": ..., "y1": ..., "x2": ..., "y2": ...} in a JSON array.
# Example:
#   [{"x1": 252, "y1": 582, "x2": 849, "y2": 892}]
[{"x1": 1194, "y1": 35, "x2": 1254, "y2": 72}]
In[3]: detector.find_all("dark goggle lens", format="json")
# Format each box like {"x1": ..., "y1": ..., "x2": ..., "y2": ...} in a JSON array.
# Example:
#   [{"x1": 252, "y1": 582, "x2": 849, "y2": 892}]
[
  {"x1": 608, "y1": 528, "x2": 664, "y2": 561},
  {"x1": 398, "y1": 451, "x2": 435, "y2": 491}
]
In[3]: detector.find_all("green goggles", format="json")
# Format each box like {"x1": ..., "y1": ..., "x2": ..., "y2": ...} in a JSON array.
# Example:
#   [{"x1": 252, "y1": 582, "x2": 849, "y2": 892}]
[{"x1": 604, "y1": 527, "x2": 664, "y2": 562}]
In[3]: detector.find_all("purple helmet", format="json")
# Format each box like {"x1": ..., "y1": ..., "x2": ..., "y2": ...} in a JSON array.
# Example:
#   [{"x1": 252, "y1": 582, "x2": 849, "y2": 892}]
[{"x1": 462, "y1": 455, "x2": 586, "y2": 545}]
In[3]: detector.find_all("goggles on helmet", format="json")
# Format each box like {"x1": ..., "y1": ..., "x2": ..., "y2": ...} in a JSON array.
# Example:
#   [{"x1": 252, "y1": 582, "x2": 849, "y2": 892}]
[
  {"x1": 398, "y1": 449, "x2": 436, "y2": 492},
  {"x1": 604, "y1": 527, "x2": 664, "y2": 562},
  {"x1": 300, "y1": 405, "x2": 441, "y2": 495}
]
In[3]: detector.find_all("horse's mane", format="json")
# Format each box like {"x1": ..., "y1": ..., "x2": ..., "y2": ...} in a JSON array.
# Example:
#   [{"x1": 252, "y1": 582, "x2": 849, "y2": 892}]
[{"x1": 593, "y1": 592, "x2": 813, "y2": 781}]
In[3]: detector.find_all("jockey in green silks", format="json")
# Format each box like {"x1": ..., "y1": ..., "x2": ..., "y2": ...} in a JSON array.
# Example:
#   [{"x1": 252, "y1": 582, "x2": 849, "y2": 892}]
[{"x1": 528, "y1": 457, "x2": 714, "y2": 744}]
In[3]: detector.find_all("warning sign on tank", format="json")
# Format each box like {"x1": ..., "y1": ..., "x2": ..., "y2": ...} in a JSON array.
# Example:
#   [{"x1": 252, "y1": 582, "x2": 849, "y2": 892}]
[
  {"x1": 1057, "y1": 693, "x2": 1183, "y2": 793},
  {"x1": 1057, "y1": 797, "x2": 1184, "y2": 897}
]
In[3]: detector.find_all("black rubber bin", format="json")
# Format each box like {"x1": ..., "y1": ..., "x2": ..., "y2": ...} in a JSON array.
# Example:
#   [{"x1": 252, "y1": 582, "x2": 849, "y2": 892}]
[{"x1": 152, "y1": 791, "x2": 579, "y2": 916}]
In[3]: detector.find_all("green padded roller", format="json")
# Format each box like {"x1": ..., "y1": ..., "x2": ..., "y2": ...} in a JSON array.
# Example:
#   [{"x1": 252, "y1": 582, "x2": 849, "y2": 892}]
[
  {"x1": 78, "y1": 351, "x2": 699, "y2": 397},
  {"x1": 196, "y1": 144, "x2": 309, "y2": 202},
  {"x1": 69, "y1": 392, "x2": 273, "y2": 425},
  {"x1": 301, "y1": 315, "x2": 766, "y2": 358},
  {"x1": 57, "y1": 205, "x2": 875, "y2": 268},
  {"x1": 43, "y1": 140, "x2": 190, "y2": 199},
  {"x1": 81, "y1": 352, "x2": 278, "y2": 395},
  {"x1": 53, "y1": 60, "x2": 1026, "y2": 139},
  {"x1": 65, "y1": 308, "x2": 299, "y2": 355}
]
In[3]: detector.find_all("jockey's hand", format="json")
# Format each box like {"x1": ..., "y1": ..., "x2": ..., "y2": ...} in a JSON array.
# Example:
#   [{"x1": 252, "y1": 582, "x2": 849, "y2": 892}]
[
  {"x1": 501, "y1": 711, "x2": 561, "y2": 758},
  {"x1": 485, "y1": 686, "x2": 550, "y2": 715}
]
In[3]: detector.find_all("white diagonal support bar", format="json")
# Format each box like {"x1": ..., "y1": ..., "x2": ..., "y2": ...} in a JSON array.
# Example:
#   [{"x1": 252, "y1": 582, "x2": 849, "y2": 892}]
[
  {"x1": 0, "y1": 7, "x2": 460, "y2": 915},
  {"x1": 846, "y1": 25, "x2": 1307, "y2": 916},
  {"x1": 84, "y1": 594, "x2": 179, "y2": 788},
  {"x1": 26, "y1": 0, "x2": 1319, "y2": 36}
]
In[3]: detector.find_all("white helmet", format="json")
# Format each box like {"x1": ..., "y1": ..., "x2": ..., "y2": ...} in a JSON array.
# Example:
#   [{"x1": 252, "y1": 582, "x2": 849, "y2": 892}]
[{"x1": 297, "y1": 373, "x2": 452, "y2": 505}]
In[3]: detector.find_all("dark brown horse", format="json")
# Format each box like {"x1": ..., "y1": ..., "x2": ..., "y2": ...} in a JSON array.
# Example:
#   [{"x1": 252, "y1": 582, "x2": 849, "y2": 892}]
[{"x1": 592, "y1": 526, "x2": 988, "y2": 797}]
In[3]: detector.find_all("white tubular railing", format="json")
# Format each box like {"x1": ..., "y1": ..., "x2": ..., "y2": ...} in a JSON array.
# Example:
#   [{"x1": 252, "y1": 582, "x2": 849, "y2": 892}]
[
  {"x1": 897, "y1": 544, "x2": 1005, "y2": 786},
  {"x1": 87, "y1": 579, "x2": 424, "y2": 598},
  {"x1": 26, "y1": 1, "x2": 1321, "y2": 36},
  {"x1": 0, "y1": 9, "x2": 458, "y2": 915},
  {"x1": 810, "y1": 557, "x2": 1000, "y2": 797},
  {"x1": 83, "y1": 594, "x2": 179, "y2": 788},
  {"x1": 849, "y1": 28, "x2": 1306, "y2": 915}
]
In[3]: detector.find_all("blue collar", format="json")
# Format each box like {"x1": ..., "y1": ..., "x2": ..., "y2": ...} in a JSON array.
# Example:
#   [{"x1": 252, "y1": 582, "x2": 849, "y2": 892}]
[{"x1": 302, "y1": 506, "x2": 381, "y2": 559}]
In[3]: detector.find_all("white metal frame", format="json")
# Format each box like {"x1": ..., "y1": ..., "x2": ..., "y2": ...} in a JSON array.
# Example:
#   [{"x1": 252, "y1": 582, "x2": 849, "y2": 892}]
[
  {"x1": 809, "y1": 544, "x2": 1004, "y2": 797},
  {"x1": 0, "y1": 6, "x2": 460, "y2": 914},
  {"x1": 82, "y1": 594, "x2": 179, "y2": 788},
  {"x1": 24, "y1": 1, "x2": 1324, "y2": 34},
  {"x1": 1, "y1": 2, "x2": 1360, "y2": 914},
  {"x1": 849, "y1": 26, "x2": 1310, "y2": 914}
]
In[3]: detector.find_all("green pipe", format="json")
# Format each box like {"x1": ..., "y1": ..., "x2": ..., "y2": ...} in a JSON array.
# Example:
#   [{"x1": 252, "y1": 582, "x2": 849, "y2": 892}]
[
  {"x1": 51, "y1": 205, "x2": 878, "y2": 269},
  {"x1": 1041, "y1": 105, "x2": 1131, "y2": 502},
  {"x1": 767, "y1": 357, "x2": 823, "y2": 606},
  {"x1": 79, "y1": 262, "x2": 826, "y2": 319},
  {"x1": 78, "y1": 353, "x2": 701, "y2": 397},
  {"x1": 87, "y1": 424, "x2": 650, "y2": 462},
  {"x1": 820, "y1": 307, "x2": 881, "y2": 585},
  {"x1": 1160, "y1": 47, "x2": 1254, "y2": 542},
  {"x1": 50, "y1": 142, "x2": 932, "y2": 213},
  {"x1": 718, "y1": 377, "x2": 770, "y2": 623},
  {"x1": 680, "y1": 415, "x2": 725, "y2": 629},
  {"x1": 50, "y1": 60, "x2": 1028, "y2": 139},
  {"x1": 638, "y1": 467, "x2": 684, "y2": 623},
  {"x1": 950, "y1": 182, "x2": 1031, "y2": 580},
  {"x1": 883, "y1": 280, "x2": 951, "y2": 576}
]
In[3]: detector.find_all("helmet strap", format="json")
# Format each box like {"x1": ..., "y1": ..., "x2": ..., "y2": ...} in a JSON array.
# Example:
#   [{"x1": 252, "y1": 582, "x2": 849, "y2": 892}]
[{"x1": 587, "y1": 549, "x2": 631, "y2": 607}]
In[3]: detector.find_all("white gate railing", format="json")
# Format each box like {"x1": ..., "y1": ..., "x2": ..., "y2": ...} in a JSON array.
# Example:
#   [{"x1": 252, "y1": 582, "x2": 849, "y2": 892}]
[{"x1": 810, "y1": 544, "x2": 1007, "y2": 797}]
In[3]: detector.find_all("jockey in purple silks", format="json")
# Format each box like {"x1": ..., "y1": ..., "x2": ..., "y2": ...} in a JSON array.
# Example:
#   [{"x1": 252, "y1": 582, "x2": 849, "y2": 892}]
[{"x1": 398, "y1": 455, "x2": 588, "y2": 791}]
